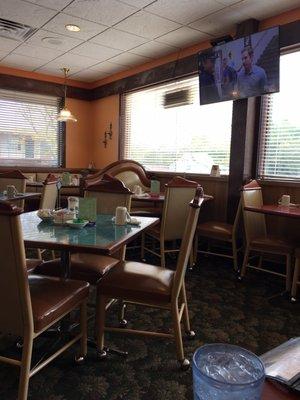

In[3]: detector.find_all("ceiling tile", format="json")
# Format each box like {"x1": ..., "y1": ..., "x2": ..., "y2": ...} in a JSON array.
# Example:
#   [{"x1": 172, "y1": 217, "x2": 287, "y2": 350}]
[
  {"x1": 64, "y1": 0, "x2": 138, "y2": 26},
  {"x1": 118, "y1": 0, "x2": 156, "y2": 7},
  {"x1": 36, "y1": 64, "x2": 82, "y2": 76},
  {"x1": 0, "y1": 50, "x2": 10, "y2": 60},
  {"x1": 21, "y1": 0, "x2": 73, "y2": 11},
  {"x1": 131, "y1": 40, "x2": 177, "y2": 58},
  {"x1": 229, "y1": 0, "x2": 300, "y2": 20},
  {"x1": 216, "y1": 0, "x2": 243, "y2": 4},
  {"x1": 88, "y1": 61, "x2": 127, "y2": 74},
  {"x1": 145, "y1": 0, "x2": 224, "y2": 24},
  {"x1": 70, "y1": 42, "x2": 122, "y2": 61},
  {"x1": 109, "y1": 52, "x2": 151, "y2": 66},
  {"x1": 156, "y1": 26, "x2": 211, "y2": 48},
  {"x1": 13, "y1": 43, "x2": 65, "y2": 60},
  {"x1": 46, "y1": 53, "x2": 100, "y2": 69},
  {"x1": 1, "y1": 53, "x2": 46, "y2": 70},
  {"x1": 25, "y1": 29, "x2": 84, "y2": 52},
  {"x1": 0, "y1": 36, "x2": 20, "y2": 52},
  {"x1": 115, "y1": 10, "x2": 180, "y2": 39},
  {"x1": 70, "y1": 69, "x2": 109, "y2": 82},
  {"x1": 43, "y1": 12, "x2": 108, "y2": 41},
  {"x1": 90, "y1": 28, "x2": 148, "y2": 51},
  {"x1": 189, "y1": 5, "x2": 247, "y2": 36},
  {"x1": 0, "y1": 0, "x2": 57, "y2": 28}
]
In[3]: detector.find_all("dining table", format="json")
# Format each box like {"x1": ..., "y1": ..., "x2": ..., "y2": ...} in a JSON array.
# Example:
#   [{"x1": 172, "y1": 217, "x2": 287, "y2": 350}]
[
  {"x1": 132, "y1": 192, "x2": 214, "y2": 203},
  {"x1": 263, "y1": 380, "x2": 299, "y2": 400},
  {"x1": 21, "y1": 211, "x2": 159, "y2": 278},
  {"x1": 244, "y1": 204, "x2": 300, "y2": 219},
  {"x1": 0, "y1": 192, "x2": 41, "y2": 202}
]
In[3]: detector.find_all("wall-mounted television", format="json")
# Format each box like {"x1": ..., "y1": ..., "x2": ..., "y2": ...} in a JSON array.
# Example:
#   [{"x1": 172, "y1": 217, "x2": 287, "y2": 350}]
[{"x1": 198, "y1": 26, "x2": 279, "y2": 105}]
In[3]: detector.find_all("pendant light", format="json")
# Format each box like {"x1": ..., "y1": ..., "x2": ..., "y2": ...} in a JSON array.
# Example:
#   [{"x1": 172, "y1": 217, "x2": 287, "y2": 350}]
[{"x1": 57, "y1": 67, "x2": 77, "y2": 122}]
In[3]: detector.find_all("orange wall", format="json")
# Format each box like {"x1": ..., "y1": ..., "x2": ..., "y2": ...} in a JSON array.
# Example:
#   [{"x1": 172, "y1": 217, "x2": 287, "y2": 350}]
[
  {"x1": 90, "y1": 95, "x2": 120, "y2": 169},
  {"x1": 65, "y1": 98, "x2": 93, "y2": 168}
]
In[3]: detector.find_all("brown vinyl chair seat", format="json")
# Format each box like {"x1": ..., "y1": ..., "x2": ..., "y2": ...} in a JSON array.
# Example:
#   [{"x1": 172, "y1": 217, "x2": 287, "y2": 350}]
[
  {"x1": 35, "y1": 254, "x2": 120, "y2": 285},
  {"x1": 249, "y1": 236, "x2": 294, "y2": 254},
  {"x1": 29, "y1": 275, "x2": 89, "y2": 332},
  {"x1": 197, "y1": 221, "x2": 233, "y2": 241},
  {"x1": 26, "y1": 259, "x2": 43, "y2": 273},
  {"x1": 99, "y1": 261, "x2": 175, "y2": 304}
]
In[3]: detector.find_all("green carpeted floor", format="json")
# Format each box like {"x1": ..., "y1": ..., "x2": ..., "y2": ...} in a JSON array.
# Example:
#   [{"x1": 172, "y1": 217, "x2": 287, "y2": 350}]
[{"x1": 0, "y1": 254, "x2": 299, "y2": 400}]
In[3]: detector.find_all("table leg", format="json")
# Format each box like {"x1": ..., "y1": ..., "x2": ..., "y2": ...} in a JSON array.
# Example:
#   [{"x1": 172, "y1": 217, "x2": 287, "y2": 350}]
[{"x1": 61, "y1": 250, "x2": 71, "y2": 279}]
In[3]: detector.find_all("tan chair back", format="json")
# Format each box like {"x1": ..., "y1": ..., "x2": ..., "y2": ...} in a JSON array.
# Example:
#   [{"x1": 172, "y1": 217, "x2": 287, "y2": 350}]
[
  {"x1": 85, "y1": 174, "x2": 133, "y2": 214},
  {"x1": 0, "y1": 202, "x2": 33, "y2": 336},
  {"x1": 241, "y1": 180, "x2": 267, "y2": 243},
  {"x1": 172, "y1": 187, "x2": 204, "y2": 300},
  {"x1": 161, "y1": 176, "x2": 199, "y2": 241},
  {"x1": 0, "y1": 170, "x2": 27, "y2": 209},
  {"x1": 39, "y1": 174, "x2": 58, "y2": 210}
]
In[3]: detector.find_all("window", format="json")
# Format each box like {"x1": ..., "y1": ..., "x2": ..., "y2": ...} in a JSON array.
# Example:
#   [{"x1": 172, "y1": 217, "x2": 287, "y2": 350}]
[
  {"x1": 0, "y1": 89, "x2": 63, "y2": 167},
  {"x1": 121, "y1": 76, "x2": 233, "y2": 174},
  {"x1": 258, "y1": 50, "x2": 300, "y2": 180}
]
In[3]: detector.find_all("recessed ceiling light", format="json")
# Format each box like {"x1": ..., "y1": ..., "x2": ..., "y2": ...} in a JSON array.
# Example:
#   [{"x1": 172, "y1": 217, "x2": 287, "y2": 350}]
[{"x1": 65, "y1": 24, "x2": 80, "y2": 32}]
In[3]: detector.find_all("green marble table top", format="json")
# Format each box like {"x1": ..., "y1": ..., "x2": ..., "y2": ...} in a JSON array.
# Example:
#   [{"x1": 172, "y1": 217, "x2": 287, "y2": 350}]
[{"x1": 21, "y1": 211, "x2": 158, "y2": 255}]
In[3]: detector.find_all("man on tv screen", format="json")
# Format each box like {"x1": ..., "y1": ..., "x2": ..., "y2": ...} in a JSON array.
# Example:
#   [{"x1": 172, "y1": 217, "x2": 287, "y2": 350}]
[
  {"x1": 199, "y1": 53, "x2": 220, "y2": 104},
  {"x1": 222, "y1": 57, "x2": 237, "y2": 99},
  {"x1": 237, "y1": 46, "x2": 267, "y2": 98}
]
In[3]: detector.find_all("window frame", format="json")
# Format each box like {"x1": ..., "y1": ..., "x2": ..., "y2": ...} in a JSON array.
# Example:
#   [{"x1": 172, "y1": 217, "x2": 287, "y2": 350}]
[
  {"x1": 120, "y1": 74, "x2": 233, "y2": 176},
  {"x1": 257, "y1": 46, "x2": 300, "y2": 184},
  {"x1": 0, "y1": 91, "x2": 65, "y2": 169}
]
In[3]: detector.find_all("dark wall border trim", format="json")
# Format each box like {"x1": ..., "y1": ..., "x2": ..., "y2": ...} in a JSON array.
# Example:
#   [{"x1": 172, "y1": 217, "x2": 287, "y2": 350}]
[{"x1": 0, "y1": 74, "x2": 92, "y2": 101}]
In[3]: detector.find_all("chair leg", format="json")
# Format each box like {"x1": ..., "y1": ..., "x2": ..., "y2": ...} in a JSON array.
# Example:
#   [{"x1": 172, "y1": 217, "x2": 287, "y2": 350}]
[
  {"x1": 96, "y1": 294, "x2": 107, "y2": 359},
  {"x1": 141, "y1": 233, "x2": 145, "y2": 260},
  {"x1": 76, "y1": 301, "x2": 87, "y2": 363},
  {"x1": 160, "y1": 239, "x2": 166, "y2": 268},
  {"x1": 181, "y1": 285, "x2": 195, "y2": 338},
  {"x1": 286, "y1": 254, "x2": 292, "y2": 292},
  {"x1": 240, "y1": 245, "x2": 250, "y2": 278},
  {"x1": 258, "y1": 255, "x2": 263, "y2": 269},
  {"x1": 51, "y1": 250, "x2": 56, "y2": 260},
  {"x1": 171, "y1": 302, "x2": 189, "y2": 370},
  {"x1": 18, "y1": 332, "x2": 33, "y2": 400},
  {"x1": 119, "y1": 300, "x2": 127, "y2": 327},
  {"x1": 193, "y1": 233, "x2": 198, "y2": 266},
  {"x1": 36, "y1": 248, "x2": 42, "y2": 260},
  {"x1": 291, "y1": 257, "x2": 300, "y2": 300},
  {"x1": 232, "y1": 239, "x2": 238, "y2": 272}
]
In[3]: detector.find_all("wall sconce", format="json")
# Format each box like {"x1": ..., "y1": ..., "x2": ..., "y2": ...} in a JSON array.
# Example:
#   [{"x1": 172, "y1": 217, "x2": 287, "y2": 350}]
[{"x1": 103, "y1": 123, "x2": 113, "y2": 148}]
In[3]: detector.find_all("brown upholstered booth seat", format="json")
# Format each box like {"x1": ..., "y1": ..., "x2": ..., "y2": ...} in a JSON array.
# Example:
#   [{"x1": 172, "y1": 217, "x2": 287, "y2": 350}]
[
  {"x1": 35, "y1": 254, "x2": 120, "y2": 284},
  {"x1": 26, "y1": 259, "x2": 43, "y2": 273},
  {"x1": 29, "y1": 275, "x2": 89, "y2": 332},
  {"x1": 99, "y1": 261, "x2": 174, "y2": 304},
  {"x1": 196, "y1": 221, "x2": 233, "y2": 241},
  {"x1": 249, "y1": 236, "x2": 294, "y2": 254}
]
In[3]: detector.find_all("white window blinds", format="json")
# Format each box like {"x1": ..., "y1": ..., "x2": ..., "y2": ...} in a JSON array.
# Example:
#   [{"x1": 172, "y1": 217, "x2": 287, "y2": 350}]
[
  {"x1": 121, "y1": 76, "x2": 233, "y2": 174},
  {"x1": 258, "y1": 50, "x2": 300, "y2": 180},
  {"x1": 0, "y1": 89, "x2": 62, "y2": 167}
]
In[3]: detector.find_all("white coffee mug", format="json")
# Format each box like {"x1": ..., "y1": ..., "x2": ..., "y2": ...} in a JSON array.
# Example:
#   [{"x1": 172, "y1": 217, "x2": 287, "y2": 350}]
[
  {"x1": 280, "y1": 194, "x2": 290, "y2": 206},
  {"x1": 115, "y1": 206, "x2": 131, "y2": 225},
  {"x1": 133, "y1": 185, "x2": 143, "y2": 196},
  {"x1": 7, "y1": 185, "x2": 18, "y2": 198}
]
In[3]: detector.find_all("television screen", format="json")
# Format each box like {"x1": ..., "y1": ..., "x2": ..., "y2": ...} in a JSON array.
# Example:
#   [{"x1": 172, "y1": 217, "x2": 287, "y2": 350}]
[{"x1": 198, "y1": 26, "x2": 279, "y2": 105}]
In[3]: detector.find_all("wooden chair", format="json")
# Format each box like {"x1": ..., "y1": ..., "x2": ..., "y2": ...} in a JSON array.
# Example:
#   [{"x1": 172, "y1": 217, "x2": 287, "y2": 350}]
[
  {"x1": 0, "y1": 201, "x2": 89, "y2": 400},
  {"x1": 291, "y1": 248, "x2": 300, "y2": 302},
  {"x1": 193, "y1": 200, "x2": 242, "y2": 271},
  {"x1": 141, "y1": 176, "x2": 198, "y2": 268},
  {"x1": 240, "y1": 180, "x2": 293, "y2": 290},
  {"x1": 39, "y1": 173, "x2": 58, "y2": 210},
  {"x1": 96, "y1": 186, "x2": 204, "y2": 370},
  {"x1": 36, "y1": 174, "x2": 58, "y2": 260},
  {"x1": 0, "y1": 169, "x2": 27, "y2": 208}
]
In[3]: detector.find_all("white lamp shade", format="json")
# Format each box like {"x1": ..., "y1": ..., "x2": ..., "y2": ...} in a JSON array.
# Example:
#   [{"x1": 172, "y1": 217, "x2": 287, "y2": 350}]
[{"x1": 57, "y1": 106, "x2": 77, "y2": 122}]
